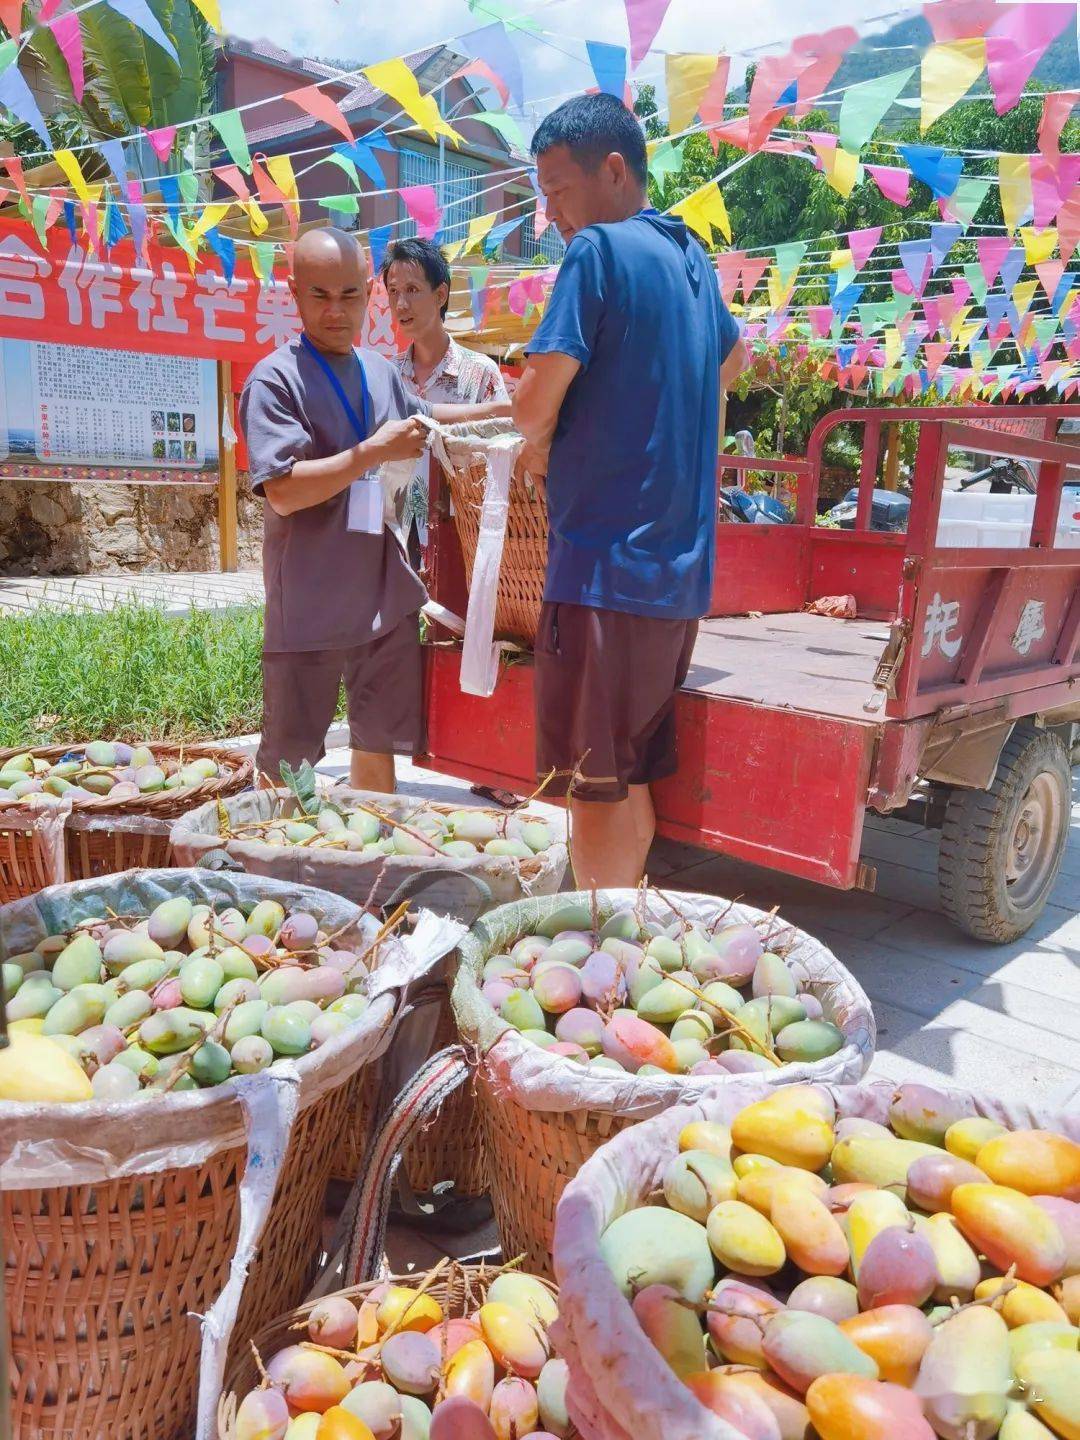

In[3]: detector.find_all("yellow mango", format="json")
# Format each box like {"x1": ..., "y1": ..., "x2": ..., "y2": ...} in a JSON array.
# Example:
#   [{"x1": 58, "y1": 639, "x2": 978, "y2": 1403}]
[
  {"x1": 478, "y1": 1302, "x2": 549, "y2": 1378},
  {"x1": 679, "y1": 1121, "x2": 732, "y2": 1159},
  {"x1": 736, "y1": 1165, "x2": 828, "y2": 1215},
  {"x1": 952, "y1": 1184, "x2": 1068, "y2": 1287},
  {"x1": 731, "y1": 1091, "x2": 835, "y2": 1171},
  {"x1": 843, "y1": 1189, "x2": 910, "y2": 1275},
  {"x1": 8, "y1": 1017, "x2": 44, "y2": 1034},
  {"x1": 839, "y1": 1305, "x2": 933, "y2": 1388},
  {"x1": 1016, "y1": 1349, "x2": 1080, "y2": 1440},
  {"x1": 830, "y1": 1134, "x2": 938, "y2": 1193},
  {"x1": 999, "y1": 1399, "x2": 1059, "y2": 1439},
  {"x1": 915, "y1": 1213, "x2": 982, "y2": 1304},
  {"x1": 770, "y1": 1179, "x2": 849, "y2": 1277},
  {"x1": 1058, "y1": 1274, "x2": 1080, "y2": 1324},
  {"x1": 945, "y1": 1117, "x2": 1006, "y2": 1163},
  {"x1": 444, "y1": 1338, "x2": 495, "y2": 1409},
  {"x1": 706, "y1": 1199, "x2": 786, "y2": 1276},
  {"x1": 0, "y1": 1031, "x2": 92, "y2": 1102},
  {"x1": 976, "y1": 1130, "x2": 1080, "y2": 1201},
  {"x1": 975, "y1": 1277, "x2": 1070, "y2": 1328},
  {"x1": 733, "y1": 1153, "x2": 781, "y2": 1178},
  {"x1": 375, "y1": 1286, "x2": 443, "y2": 1334},
  {"x1": 1007, "y1": 1322, "x2": 1079, "y2": 1371}
]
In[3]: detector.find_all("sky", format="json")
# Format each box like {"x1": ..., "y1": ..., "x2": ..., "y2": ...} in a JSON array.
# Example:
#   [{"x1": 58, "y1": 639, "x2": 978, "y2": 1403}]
[{"x1": 218, "y1": 0, "x2": 905, "y2": 125}]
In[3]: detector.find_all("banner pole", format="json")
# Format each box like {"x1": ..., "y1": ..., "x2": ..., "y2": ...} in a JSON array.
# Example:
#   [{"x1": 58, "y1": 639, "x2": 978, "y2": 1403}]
[{"x1": 217, "y1": 359, "x2": 238, "y2": 573}]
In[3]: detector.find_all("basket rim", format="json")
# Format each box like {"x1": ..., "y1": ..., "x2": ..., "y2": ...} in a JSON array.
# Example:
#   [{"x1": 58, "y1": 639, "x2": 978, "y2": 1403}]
[{"x1": 0, "y1": 740, "x2": 254, "y2": 815}]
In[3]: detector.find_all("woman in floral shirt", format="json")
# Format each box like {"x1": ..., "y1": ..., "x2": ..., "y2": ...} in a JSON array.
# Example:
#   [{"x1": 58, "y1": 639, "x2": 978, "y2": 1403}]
[{"x1": 382, "y1": 237, "x2": 509, "y2": 553}]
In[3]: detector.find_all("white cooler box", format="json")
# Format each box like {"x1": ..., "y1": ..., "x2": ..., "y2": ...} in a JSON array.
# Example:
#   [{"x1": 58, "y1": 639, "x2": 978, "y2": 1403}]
[{"x1": 936, "y1": 488, "x2": 1080, "y2": 548}]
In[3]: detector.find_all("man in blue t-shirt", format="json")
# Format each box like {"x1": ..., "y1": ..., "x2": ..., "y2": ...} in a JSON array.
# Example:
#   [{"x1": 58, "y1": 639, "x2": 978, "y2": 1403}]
[{"x1": 513, "y1": 94, "x2": 747, "y2": 889}]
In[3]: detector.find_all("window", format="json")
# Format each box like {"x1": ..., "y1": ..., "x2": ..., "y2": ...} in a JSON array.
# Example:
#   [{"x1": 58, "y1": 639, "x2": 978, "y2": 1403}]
[
  {"x1": 398, "y1": 147, "x2": 486, "y2": 243},
  {"x1": 519, "y1": 222, "x2": 565, "y2": 265}
]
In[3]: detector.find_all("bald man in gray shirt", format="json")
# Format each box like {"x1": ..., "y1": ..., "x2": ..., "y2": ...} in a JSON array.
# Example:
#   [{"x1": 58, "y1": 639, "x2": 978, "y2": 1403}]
[{"x1": 241, "y1": 228, "x2": 508, "y2": 792}]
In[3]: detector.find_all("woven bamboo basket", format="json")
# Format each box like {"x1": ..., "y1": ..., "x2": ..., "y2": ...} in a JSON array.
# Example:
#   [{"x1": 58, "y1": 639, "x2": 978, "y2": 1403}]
[
  {"x1": 0, "y1": 741, "x2": 254, "y2": 902},
  {"x1": 217, "y1": 1258, "x2": 575, "y2": 1438},
  {"x1": 452, "y1": 889, "x2": 876, "y2": 1276},
  {"x1": 435, "y1": 420, "x2": 548, "y2": 646},
  {"x1": 1, "y1": 869, "x2": 414, "y2": 1440}
]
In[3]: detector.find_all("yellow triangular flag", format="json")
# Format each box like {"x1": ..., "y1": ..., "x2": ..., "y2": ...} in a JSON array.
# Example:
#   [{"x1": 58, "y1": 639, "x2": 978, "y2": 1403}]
[
  {"x1": 698, "y1": 184, "x2": 731, "y2": 242},
  {"x1": 188, "y1": 0, "x2": 222, "y2": 28},
  {"x1": 665, "y1": 54, "x2": 719, "y2": 136},
  {"x1": 828, "y1": 249, "x2": 850, "y2": 270},
  {"x1": 54, "y1": 148, "x2": 91, "y2": 203},
  {"x1": 265, "y1": 154, "x2": 298, "y2": 202},
  {"x1": 1020, "y1": 226, "x2": 1058, "y2": 265},
  {"x1": 949, "y1": 306, "x2": 972, "y2": 341},
  {"x1": 955, "y1": 320, "x2": 982, "y2": 351},
  {"x1": 189, "y1": 202, "x2": 232, "y2": 242},
  {"x1": 671, "y1": 191, "x2": 712, "y2": 243},
  {"x1": 364, "y1": 58, "x2": 463, "y2": 146},
  {"x1": 767, "y1": 268, "x2": 796, "y2": 310},
  {"x1": 823, "y1": 147, "x2": 859, "y2": 198},
  {"x1": 921, "y1": 38, "x2": 985, "y2": 132},
  {"x1": 884, "y1": 328, "x2": 901, "y2": 369},
  {"x1": 999, "y1": 154, "x2": 1032, "y2": 234},
  {"x1": 464, "y1": 212, "x2": 497, "y2": 254},
  {"x1": 441, "y1": 241, "x2": 466, "y2": 263},
  {"x1": 246, "y1": 201, "x2": 268, "y2": 236},
  {"x1": 1012, "y1": 278, "x2": 1038, "y2": 318}
]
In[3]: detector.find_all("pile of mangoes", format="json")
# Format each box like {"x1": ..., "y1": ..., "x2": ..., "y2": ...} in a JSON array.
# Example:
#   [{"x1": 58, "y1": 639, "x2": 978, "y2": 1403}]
[
  {"x1": 233, "y1": 1271, "x2": 570, "y2": 1440},
  {"x1": 0, "y1": 741, "x2": 222, "y2": 803},
  {"x1": 252, "y1": 803, "x2": 555, "y2": 863},
  {"x1": 480, "y1": 901, "x2": 845, "y2": 1075},
  {"x1": 1, "y1": 897, "x2": 372, "y2": 1103},
  {"x1": 598, "y1": 1085, "x2": 1080, "y2": 1439}
]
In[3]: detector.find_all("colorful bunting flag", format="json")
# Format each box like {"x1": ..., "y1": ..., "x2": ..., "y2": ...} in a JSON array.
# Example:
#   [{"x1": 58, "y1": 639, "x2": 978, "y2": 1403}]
[
  {"x1": 144, "y1": 125, "x2": 176, "y2": 162},
  {"x1": 464, "y1": 212, "x2": 498, "y2": 254},
  {"x1": 368, "y1": 225, "x2": 392, "y2": 273},
  {"x1": 454, "y1": 56, "x2": 510, "y2": 109},
  {"x1": 211, "y1": 110, "x2": 252, "y2": 173},
  {"x1": 940, "y1": 175, "x2": 991, "y2": 225},
  {"x1": 0, "y1": 39, "x2": 49, "y2": 143},
  {"x1": 647, "y1": 138, "x2": 684, "y2": 183},
  {"x1": 838, "y1": 67, "x2": 916, "y2": 154},
  {"x1": 49, "y1": 12, "x2": 84, "y2": 102},
  {"x1": 671, "y1": 180, "x2": 730, "y2": 245},
  {"x1": 929, "y1": 222, "x2": 963, "y2": 272},
  {"x1": 998, "y1": 243, "x2": 1026, "y2": 292},
  {"x1": 469, "y1": 110, "x2": 527, "y2": 150},
  {"x1": 920, "y1": 38, "x2": 985, "y2": 132},
  {"x1": 665, "y1": 53, "x2": 721, "y2": 135},
  {"x1": 924, "y1": 1, "x2": 1000, "y2": 43},
  {"x1": 188, "y1": 0, "x2": 222, "y2": 28},
  {"x1": 867, "y1": 165, "x2": 912, "y2": 206},
  {"x1": 400, "y1": 184, "x2": 442, "y2": 239},
  {"x1": 461, "y1": 23, "x2": 523, "y2": 109},
  {"x1": 1020, "y1": 226, "x2": 1058, "y2": 266},
  {"x1": 698, "y1": 55, "x2": 730, "y2": 127},
  {"x1": 976, "y1": 234, "x2": 1011, "y2": 287},
  {"x1": 999, "y1": 154, "x2": 1033, "y2": 233},
  {"x1": 54, "y1": 148, "x2": 92, "y2": 203},
  {"x1": 625, "y1": 0, "x2": 671, "y2": 70},
  {"x1": 985, "y1": 2, "x2": 1074, "y2": 116},
  {"x1": 283, "y1": 85, "x2": 354, "y2": 143},
  {"x1": 105, "y1": 0, "x2": 178, "y2": 61},
  {"x1": 1038, "y1": 89, "x2": 1079, "y2": 163},
  {"x1": 205, "y1": 226, "x2": 236, "y2": 284},
  {"x1": 334, "y1": 135, "x2": 393, "y2": 191},
  {"x1": 898, "y1": 144, "x2": 963, "y2": 199},
  {"x1": 364, "y1": 58, "x2": 462, "y2": 145},
  {"x1": 483, "y1": 216, "x2": 524, "y2": 257},
  {"x1": 774, "y1": 240, "x2": 807, "y2": 286},
  {"x1": 899, "y1": 237, "x2": 932, "y2": 294},
  {"x1": 849, "y1": 226, "x2": 883, "y2": 270},
  {"x1": 587, "y1": 41, "x2": 627, "y2": 100}
]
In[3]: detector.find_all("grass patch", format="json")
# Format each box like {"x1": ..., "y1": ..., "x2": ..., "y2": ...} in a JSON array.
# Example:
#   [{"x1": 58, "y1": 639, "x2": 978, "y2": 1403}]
[{"x1": 0, "y1": 601, "x2": 270, "y2": 747}]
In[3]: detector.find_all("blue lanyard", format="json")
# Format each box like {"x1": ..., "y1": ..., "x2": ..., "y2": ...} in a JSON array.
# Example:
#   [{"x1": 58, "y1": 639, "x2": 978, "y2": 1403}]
[{"x1": 300, "y1": 333, "x2": 371, "y2": 443}]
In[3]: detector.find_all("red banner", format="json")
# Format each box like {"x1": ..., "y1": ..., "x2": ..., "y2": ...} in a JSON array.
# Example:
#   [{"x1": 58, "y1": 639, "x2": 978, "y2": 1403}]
[{"x1": 0, "y1": 217, "x2": 297, "y2": 364}]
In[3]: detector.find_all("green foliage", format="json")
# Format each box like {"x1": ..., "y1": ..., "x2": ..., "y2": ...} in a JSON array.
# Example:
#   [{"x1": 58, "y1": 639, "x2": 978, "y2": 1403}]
[
  {"x1": 279, "y1": 759, "x2": 319, "y2": 815},
  {"x1": 0, "y1": 602, "x2": 274, "y2": 747}
]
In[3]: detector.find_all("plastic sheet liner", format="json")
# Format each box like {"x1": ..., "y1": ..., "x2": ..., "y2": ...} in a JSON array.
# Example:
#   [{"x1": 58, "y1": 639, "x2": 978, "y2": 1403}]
[
  {"x1": 0, "y1": 794, "x2": 70, "y2": 885},
  {"x1": 170, "y1": 785, "x2": 569, "y2": 910},
  {"x1": 552, "y1": 1079, "x2": 1080, "y2": 1440},
  {"x1": 452, "y1": 889, "x2": 875, "y2": 1118}
]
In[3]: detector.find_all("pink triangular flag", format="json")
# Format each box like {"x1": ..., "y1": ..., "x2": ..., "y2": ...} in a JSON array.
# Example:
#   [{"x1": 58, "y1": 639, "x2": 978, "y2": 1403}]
[
  {"x1": 923, "y1": 297, "x2": 944, "y2": 334},
  {"x1": 951, "y1": 276, "x2": 972, "y2": 306},
  {"x1": 399, "y1": 184, "x2": 441, "y2": 240},
  {"x1": 924, "y1": 341, "x2": 952, "y2": 379},
  {"x1": 145, "y1": 125, "x2": 177, "y2": 162},
  {"x1": 697, "y1": 54, "x2": 731, "y2": 128},
  {"x1": 625, "y1": 0, "x2": 671, "y2": 69},
  {"x1": 1030, "y1": 153, "x2": 1065, "y2": 228},
  {"x1": 849, "y1": 225, "x2": 882, "y2": 269},
  {"x1": 1039, "y1": 89, "x2": 1079, "y2": 162},
  {"x1": 48, "y1": 11, "x2": 84, "y2": 102},
  {"x1": 790, "y1": 27, "x2": 857, "y2": 116},
  {"x1": 985, "y1": 3, "x2": 1074, "y2": 116},
  {"x1": 809, "y1": 305, "x2": 834, "y2": 338},
  {"x1": 1058, "y1": 184, "x2": 1080, "y2": 262},
  {"x1": 867, "y1": 164, "x2": 911, "y2": 206},
  {"x1": 283, "y1": 85, "x2": 354, "y2": 144},
  {"x1": 1036, "y1": 259, "x2": 1065, "y2": 304},
  {"x1": 38, "y1": 0, "x2": 64, "y2": 17},
  {"x1": 923, "y1": 0, "x2": 1004, "y2": 43},
  {"x1": 739, "y1": 256, "x2": 771, "y2": 299},
  {"x1": 453, "y1": 57, "x2": 510, "y2": 109},
  {"x1": 714, "y1": 250, "x2": 742, "y2": 303},
  {"x1": 977, "y1": 234, "x2": 1011, "y2": 287}
]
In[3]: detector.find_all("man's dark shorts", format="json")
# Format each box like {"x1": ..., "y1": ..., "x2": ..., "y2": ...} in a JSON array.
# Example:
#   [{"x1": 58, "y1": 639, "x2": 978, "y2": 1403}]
[
  {"x1": 257, "y1": 614, "x2": 424, "y2": 776},
  {"x1": 534, "y1": 601, "x2": 697, "y2": 803}
]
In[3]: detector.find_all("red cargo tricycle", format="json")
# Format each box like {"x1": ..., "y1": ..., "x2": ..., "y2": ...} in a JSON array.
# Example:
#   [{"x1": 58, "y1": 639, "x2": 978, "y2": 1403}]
[{"x1": 419, "y1": 405, "x2": 1080, "y2": 943}]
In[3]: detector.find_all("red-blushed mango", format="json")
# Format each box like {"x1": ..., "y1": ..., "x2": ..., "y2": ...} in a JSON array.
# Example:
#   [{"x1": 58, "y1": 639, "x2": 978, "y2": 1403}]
[
  {"x1": 488, "y1": 1377, "x2": 538, "y2": 1440},
  {"x1": 1060, "y1": 1273, "x2": 1080, "y2": 1324},
  {"x1": 678, "y1": 1120, "x2": 732, "y2": 1159},
  {"x1": 843, "y1": 1189, "x2": 911, "y2": 1275},
  {"x1": 857, "y1": 1226, "x2": 938, "y2": 1310},
  {"x1": 430, "y1": 1315, "x2": 482, "y2": 1360},
  {"x1": 375, "y1": 1286, "x2": 442, "y2": 1334},
  {"x1": 976, "y1": 1131, "x2": 1080, "y2": 1200},
  {"x1": 787, "y1": 1275, "x2": 860, "y2": 1323},
  {"x1": 761, "y1": 1311, "x2": 878, "y2": 1395},
  {"x1": 770, "y1": 1179, "x2": 849, "y2": 1276},
  {"x1": 380, "y1": 1332, "x2": 439, "y2": 1396},
  {"x1": 266, "y1": 1348, "x2": 350, "y2": 1415},
  {"x1": 1015, "y1": 1348, "x2": 1080, "y2": 1440},
  {"x1": 952, "y1": 1184, "x2": 1068, "y2": 1287},
  {"x1": 683, "y1": 1370, "x2": 782, "y2": 1440},
  {"x1": 235, "y1": 1387, "x2": 290, "y2": 1440},
  {"x1": 308, "y1": 1297, "x2": 360, "y2": 1349},
  {"x1": 806, "y1": 1374, "x2": 936, "y2": 1440},
  {"x1": 731, "y1": 1089, "x2": 835, "y2": 1171},
  {"x1": 600, "y1": 1014, "x2": 678, "y2": 1073},
  {"x1": 906, "y1": 1152, "x2": 988, "y2": 1213},
  {"x1": 444, "y1": 1339, "x2": 495, "y2": 1410},
  {"x1": 945, "y1": 1117, "x2": 1006, "y2": 1163},
  {"x1": 736, "y1": 1165, "x2": 828, "y2": 1216},
  {"x1": 315, "y1": 1410, "x2": 374, "y2": 1440},
  {"x1": 975, "y1": 1276, "x2": 1070, "y2": 1327},
  {"x1": 1033, "y1": 1196, "x2": 1080, "y2": 1274},
  {"x1": 889, "y1": 1084, "x2": 969, "y2": 1146},
  {"x1": 706, "y1": 1200, "x2": 786, "y2": 1276},
  {"x1": 706, "y1": 1278, "x2": 783, "y2": 1366},
  {"x1": 478, "y1": 1303, "x2": 549, "y2": 1378},
  {"x1": 827, "y1": 1181, "x2": 878, "y2": 1210},
  {"x1": 632, "y1": 1284, "x2": 706, "y2": 1379},
  {"x1": 915, "y1": 1306, "x2": 1012, "y2": 1440},
  {"x1": 913, "y1": 1213, "x2": 982, "y2": 1303},
  {"x1": 840, "y1": 1305, "x2": 933, "y2": 1386},
  {"x1": 599, "y1": 1206, "x2": 714, "y2": 1302},
  {"x1": 429, "y1": 1396, "x2": 496, "y2": 1440},
  {"x1": 712, "y1": 1370, "x2": 810, "y2": 1440}
]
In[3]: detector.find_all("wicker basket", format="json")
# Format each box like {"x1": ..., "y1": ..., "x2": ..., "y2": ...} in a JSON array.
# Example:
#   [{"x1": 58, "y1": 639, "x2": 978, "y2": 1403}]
[
  {"x1": 435, "y1": 420, "x2": 548, "y2": 646},
  {"x1": 452, "y1": 889, "x2": 876, "y2": 1276},
  {"x1": 0, "y1": 741, "x2": 254, "y2": 902},
  {"x1": 217, "y1": 1259, "x2": 574, "y2": 1438},
  {"x1": 1, "y1": 869, "x2": 414, "y2": 1440}
]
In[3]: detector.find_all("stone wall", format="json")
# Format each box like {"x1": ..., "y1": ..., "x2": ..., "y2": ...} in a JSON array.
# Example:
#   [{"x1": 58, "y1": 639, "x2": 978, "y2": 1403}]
[{"x1": 0, "y1": 480, "x2": 263, "y2": 575}]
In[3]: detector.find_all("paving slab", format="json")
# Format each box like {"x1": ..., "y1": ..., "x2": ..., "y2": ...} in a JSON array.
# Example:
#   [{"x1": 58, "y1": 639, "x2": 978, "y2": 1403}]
[{"x1": 0, "y1": 569, "x2": 263, "y2": 616}]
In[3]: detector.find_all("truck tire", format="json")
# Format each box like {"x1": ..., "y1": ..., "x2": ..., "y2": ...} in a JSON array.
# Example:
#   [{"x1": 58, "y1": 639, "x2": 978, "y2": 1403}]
[{"x1": 938, "y1": 725, "x2": 1072, "y2": 943}]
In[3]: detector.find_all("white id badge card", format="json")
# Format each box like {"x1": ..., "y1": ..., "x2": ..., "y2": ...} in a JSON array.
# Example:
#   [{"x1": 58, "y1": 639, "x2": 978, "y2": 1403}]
[{"x1": 346, "y1": 475, "x2": 383, "y2": 534}]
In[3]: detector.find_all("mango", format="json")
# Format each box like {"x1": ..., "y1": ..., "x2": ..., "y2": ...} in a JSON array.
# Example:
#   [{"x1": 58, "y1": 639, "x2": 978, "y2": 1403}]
[
  {"x1": 380, "y1": 1331, "x2": 439, "y2": 1395},
  {"x1": 235, "y1": 1386, "x2": 291, "y2": 1440},
  {"x1": 486, "y1": 1271, "x2": 558, "y2": 1328},
  {"x1": 232, "y1": 1036, "x2": 273, "y2": 1073},
  {"x1": 531, "y1": 963, "x2": 582, "y2": 1015},
  {"x1": 999, "y1": 1401, "x2": 1059, "y2": 1440},
  {"x1": 843, "y1": 1188, "x2": 911, "y2": 1275},
  {"x1": 952, "y1": 1183, "x2": 1068, "y2": 1286},
  {"x1": 706, "y1": 1199, "x2": 786, "y2": 1276},
  {"x1": 915, "y1": 1306, "x2": 1012, "y2": 1440},
  {"x1": 632, "y1": 1283, "x2": 706, "y2": 1378},
  {"x1": 683, "y1": 1369, "x2": 782, "y2": 1439},
  {"x1": 306, "y1": 1296, "x2": 358, "y2": 1349},
  {"x1": 1033, "y1": 1197, "x2": 1080, "y2": 1276},
  {"x1": 1008, "y1": 1322, "x2": 1079, "y2": 1369},
  {"x1": 788, "y1": 1275, "x2": 860, "y2": 1323},
  {"x1": 500, "y1": 989, "x2": 546, "y2": 1032},
  {"x1": 977, "y1": 1130, "x2": 1080, "y2": 1201},
  {"x1": 915, "y1": 1213, "x2": 982, "y2": 1303},
  {"x1": 805, "y1": 1375, "x2": 936, "y2": 1440},
  {"x1": 599, "y1": 1207, "x2": 714, "y2": 1302},
  {"x1": 770, "y1": 1178, "x2": 849, "y2": 1276},
  {"x1": 671, "y1": 1011, "x2": 714, "y2": 1043},
  {"x1": 752, "y1": 952, "x2": 797, "y2": 998},
  {"x1": 0, "y1": 1031, "x2": 93, "y2": 1102},
  {"x1": 636, "y1": 978, "x2": 694, "y2": 1026},
  {"x1": 945, "y1": 1117, "x2": 1007, "y2": 1163},
  {"x1": 478, "y1": 1303, "x2": 548, "y2": 1378},
  {"x1": 731, "y1": 1089, "x2": 835, "y2": 1171},
  {"x1": 536, "y1": 903, "x2": 593, "y2": 938},
  {"x1": 840, "y1": 1305, "x2": 933, "y2": 1387},
  {"x1": 139, "y1": 1008, "x2": 212, "y2": 1055},
  {"x1": 179, "y1": 955, "x2": 224, "y2": 1008},
  {"x1": 262, "y1": 1009, "x2": 312, "y2": 1056},
  {"x1": 907, "y1": 1152, "x2": 988, "y2": 1213},
  {"x1": 51, "y1": 931, "x2": 103, "y2": 990},
  {"x1": 1015, "y1": 1348, "x2": 1080, "y2": 1440},
  {"x1": 1059, "y1": 1275, "x2": 1080, "y2": 1324},
  {"x1": 6, "y1": 975, "x2": 62, "y2": 1021},
  {"x1": 376, "y1": 1287, "x2": 442, "y2": 1334},
  {"x1": 225, "y1": 1000, "x2": 271, "y2": 1045},
  {"x1": 429, "y1": 1397, "x2": 495, "y2": 1440},
  {"x1": 316, "y1": 1411, "x2": 375, "y2": 1440},
  {"x1": 976, "y1": 1277, "x2": 1071, "y2": 1328},
  {"x1": 762, "y1": 1311, "x2": 879, "y2": 1394},
  {"x1": 536, "y1": 1357, "x2": 570, "y2": 1438},
  {"x1": 120, "y1": 957, "x2": 168, "y2": 992},
  {"x1": 740, "y1": 994, "x2": 807, "y2": 1035},
  {"x1": 42, "y1": 985, "x2": 107, "y2": 1035},
  {"x1": 219, "y1": 947, "x2": 260, "y2": 983},
  {"x1": 102, "y1": 931, "x2": 163, "y2": 973},
  {"x1": 601, "y1": 1014, "x2": 678, "y2": 1073},
  {"x1": 857, "y1": 1226, "x2": 938, "y2": 1310},
  {"x1": 191, "y1": 1040, "x2": 232, "y2": 1085},
  {"x1": 831, "y1": 1134, "x2": 939, "y2": 1193},
  {"x1": 734, "y1": 1153, "x2": 780, "y2": 1179},
  {"x1": 728, "y1": 1002, "x2": 773, "y2": 1055},
  {"x1": 664, "y1": 1149, "x2": 738, "y2": 1221},
  {"x1": 266, "y1": 1346, "x2": 349, "y2": 1413},
  {"x1": 707, "y1": 1278, "x2": 783, "y2": 1366},
  {"x1": 341, "y1": 1382, "x2": 401, "y2": 1435},
  {"x1": 889, "y1": 1085, "x2": 969, "y2": 1145},
  {"x1": 445, "y1": 1339, "x2": 494, "y2": 1410},
  {"x1": 544, "y1": 938, "x2": 591, "y2": 969}
]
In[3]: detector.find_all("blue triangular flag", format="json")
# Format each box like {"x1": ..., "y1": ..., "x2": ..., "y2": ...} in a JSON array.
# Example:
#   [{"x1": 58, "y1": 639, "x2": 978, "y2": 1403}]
[
  {"x1": 834, "y1": 283, "x2": 864, "y2": 327},
  {"x1": 368, "y1": 224, "x2": 392, "y2": 273},
  {"x1": 899, "y1": 237, "x2": 932, "y2": 292},
  {"x1": 929, "y1": 222, "x2": 962, "y2": 273},
  {"x1": 105, "y1": 202, "x2": 129, "y2": 248},
  {"x1": 998, "y1": 244, "x2": 1025, "y2": 292},
  {"x1": 98, "y1": 138, "x2": 129, "y2": 188},
  {"x1": 63, "y1": 199, "x2": 77, "y2": 244},
  {"x1": 205, "y1": 227, "x2": 236, "y2": 285},
  {"x1": 0, "y1": 58, "x2": 50, "y2": 144},
  {"x1": 104, "y1": 0, "x2": 178, "y2": 61},
  {"x1": 461, "y1": 21, "x2": 524, "y2": 110},
  {"x1": 898, "y1": 145, "x2": 963, "y2": 199},
  {"x1": 334, "y1": 141, "x2": 387, "y2": 191},
  {"x1": 586, "y1": 40, "x2": 626, "y2": 99},
  {"x1": 482, "y1": 215, "x2": 524, "y2": 258},
  {"x1": 159, "y1": 174, "x2": 180, "y2": 226}
]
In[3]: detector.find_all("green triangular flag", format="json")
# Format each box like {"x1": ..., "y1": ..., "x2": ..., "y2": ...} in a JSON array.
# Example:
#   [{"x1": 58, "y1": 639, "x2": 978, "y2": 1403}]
[
  {"x1": 466, "y1": 0, "x2": 539, "y2": 32},
  {"x1": 320, "y1": 194, "x2": 359, "y2": 215},
  {"x1": 252, "y1": 241, "x2": 277, "y2": 282},
  {"x1": 30, "y1": 193, "x2": 50, "y2": 247},
  {"x1": 774, "y1": 240, "x2": 808, "y2": 286},
  {"x1": 947, "y1": 176, "x2": 992, "y2": 227},
  {"x1": 838, "y1": 67, "x2": 916, "y2": 155},
  {"x1": 963, "y1": 263, "x2": 988, "y2": 305},
  {"x1": 323, "y1": 152, "x2": 360, "y2": 188},
  {"x1": 648, "y1": 138, "x2": 684, "y2": 183},
  {"x1": 0, "y1": 38, "x2": 16, "y2": 73},
  {"x1": 178, "y1": 168, "x2": 199, "y2": 209},
  {"x1": 471, "y1": 111, "x2": 527, "y2": 151},
  {"x1": 211, "y1": 109, "x2": 252, "y2": 174},
  {"x1": 163, "y1": 214, "x2": 198, "y2": 260}
]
